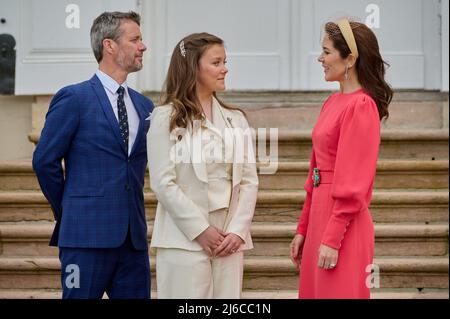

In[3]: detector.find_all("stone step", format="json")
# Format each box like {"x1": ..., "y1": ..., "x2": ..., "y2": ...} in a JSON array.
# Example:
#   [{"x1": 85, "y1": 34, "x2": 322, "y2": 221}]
[
  {"x1": 0, "y1": 288, "x2": 448, "y2": 299},
  {"x1": 213, "y1": 90, "x2": 449, "y2": 130},
  {"x1": 241, "y1": 289, "x2": 450, "y2": 299},
  {"x1": 257, "y1": 129, "x2": 449, "y2": 160},
  {"x1": 28, "y1": 129, "x2": 450, "y2": 161},
  {"x1": 0, "y1": 256, "x2": 151, "y2": 290},
  {"x1": 0, "y1": 223, "x2": 447, "y2": 257},
  {"x1": 0, "y1": 190, "x2": 447, "y2": 224},
  {"x1": 0, "y1": 160, "x2": 39, "y2": 191},
  {"x1": 254, "y1": 190, "x2": 449, "y2": 224},
  {"x1": 2, "y1": 160, "x2": 447, "y2": 191},
  {"x1": 0, "y1": 256, "x2": 447, "y2": 290},
  {"x1": 258, "y1": 160, "x2": 449, "y2": 190},
  {"x1": 242, "y1": 256, "x2": 448, "y2": 290},
  {"x1": 248, "y1": 223, "x2": 448, "y2": 257},
  {"x1": 27, "y1": 91, "x2": 446, "y2": 139}
]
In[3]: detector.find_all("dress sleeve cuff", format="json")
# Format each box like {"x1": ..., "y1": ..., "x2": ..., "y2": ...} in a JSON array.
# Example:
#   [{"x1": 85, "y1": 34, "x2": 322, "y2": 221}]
[
  {"x1": 296, "y1": 223, "x2": 307, "y2": 236},
  {"x1": 321, "y1": 214, "x2": 353, "y2": 250}
]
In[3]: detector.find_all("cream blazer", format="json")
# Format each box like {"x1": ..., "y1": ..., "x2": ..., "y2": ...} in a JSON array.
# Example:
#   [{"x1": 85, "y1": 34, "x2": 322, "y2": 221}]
[{"x1": 147, "y1": 98, "x2": 259, "y2": 251}]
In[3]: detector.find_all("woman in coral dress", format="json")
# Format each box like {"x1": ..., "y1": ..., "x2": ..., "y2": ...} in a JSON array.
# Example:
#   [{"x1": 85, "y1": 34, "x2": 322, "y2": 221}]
[{"x1": 290, "y1": 19, "x2": 393, "y2": 299}]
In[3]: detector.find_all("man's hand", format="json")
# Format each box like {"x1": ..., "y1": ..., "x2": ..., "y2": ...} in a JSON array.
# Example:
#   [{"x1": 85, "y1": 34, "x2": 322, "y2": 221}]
[
  {"x1": 318, "y1": 244, "x2": 339, "y2": 270},
  {"x1": 290, "y1": 234, "x2": 305, "y2": 270},
  {"x1": 213, "y1": 233, "x2": 244, "y2": 257},
  {"x1": 195, "y1": 226, "x2": 226, "y2": 257}
]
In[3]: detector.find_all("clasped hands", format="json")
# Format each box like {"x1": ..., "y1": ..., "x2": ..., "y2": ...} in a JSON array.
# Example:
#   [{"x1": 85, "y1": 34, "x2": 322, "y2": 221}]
[
  {"x1": 290, "y1": 234, "x2": 339, "y2": 270},
  {"x1": 195, "y1": 226, "x2": 243, "y2": 257}
]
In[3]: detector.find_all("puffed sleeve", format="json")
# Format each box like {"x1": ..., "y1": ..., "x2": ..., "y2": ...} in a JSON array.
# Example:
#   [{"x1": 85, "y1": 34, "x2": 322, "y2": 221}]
[
  {"x1": 321, "y1": 95, "x2": 380, "y2": 249},
  {"x1": 296, "y1": 149, "x2": 316, "y2": 236}
]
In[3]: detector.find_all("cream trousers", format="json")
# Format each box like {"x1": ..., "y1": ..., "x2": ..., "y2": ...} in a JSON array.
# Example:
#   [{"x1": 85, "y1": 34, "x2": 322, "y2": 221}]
[{"x1": 155, "y1": 209, "x2": 244, "y2": 299}]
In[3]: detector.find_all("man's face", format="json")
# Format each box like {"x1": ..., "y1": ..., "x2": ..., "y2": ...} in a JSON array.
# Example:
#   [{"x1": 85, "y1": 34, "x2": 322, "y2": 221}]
[{"x1": 114, "y1": 20, "x2": 147, "y2": 73}]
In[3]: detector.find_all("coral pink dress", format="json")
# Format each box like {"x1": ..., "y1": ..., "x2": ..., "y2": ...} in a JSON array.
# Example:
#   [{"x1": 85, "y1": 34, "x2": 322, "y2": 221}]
[{"x1": 296, "y1": 89, "x2": 380, "y2": 299}]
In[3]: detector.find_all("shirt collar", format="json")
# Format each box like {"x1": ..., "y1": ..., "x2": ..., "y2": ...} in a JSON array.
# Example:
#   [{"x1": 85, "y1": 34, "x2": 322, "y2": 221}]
[{"x1": 95, "y1": 69, "x2": 128, "y2": 96}]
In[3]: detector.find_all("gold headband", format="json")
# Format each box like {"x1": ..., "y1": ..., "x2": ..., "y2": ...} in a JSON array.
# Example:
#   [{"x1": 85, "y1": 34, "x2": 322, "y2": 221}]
[{"x1": 336, "y1": 19, "x2": 359, "y2": 60}]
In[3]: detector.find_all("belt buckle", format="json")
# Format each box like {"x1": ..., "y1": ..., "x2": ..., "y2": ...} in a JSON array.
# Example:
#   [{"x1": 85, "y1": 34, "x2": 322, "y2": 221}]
[{"x1": 312, "y1": 168, "x2": 320, "y2": 187}]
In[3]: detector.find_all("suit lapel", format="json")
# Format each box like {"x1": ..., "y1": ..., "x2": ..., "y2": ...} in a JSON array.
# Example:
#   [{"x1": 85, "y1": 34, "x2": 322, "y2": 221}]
[
  {"x1": 189, "y1": 123, "x2": 208, "y2": 183},
  {"x1": 128, "y1": 89, "x2": 145, "y2": 156},
  {"x1": 90, "y1": 75, "x2": 127, "y2": 155},
  {"x1": 182, "y1": 98, "x2": 244, "y2": 185},
  {"x1": 216, "y1": 100, "x2": 242, "y2": 187}
]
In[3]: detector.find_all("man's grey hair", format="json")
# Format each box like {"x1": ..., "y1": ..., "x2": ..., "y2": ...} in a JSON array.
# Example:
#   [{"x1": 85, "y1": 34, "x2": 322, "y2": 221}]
[{"x1": 90, "y1": 11, "x2": 141, "y2": 63}]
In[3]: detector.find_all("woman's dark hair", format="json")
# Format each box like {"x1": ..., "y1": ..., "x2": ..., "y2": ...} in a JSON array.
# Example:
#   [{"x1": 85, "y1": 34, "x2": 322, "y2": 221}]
[{"x1": 325, "y1": 21, "x2": 393, "y2": 120}]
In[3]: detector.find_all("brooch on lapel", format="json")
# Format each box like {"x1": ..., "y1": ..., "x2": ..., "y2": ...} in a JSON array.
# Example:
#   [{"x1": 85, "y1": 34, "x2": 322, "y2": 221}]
[{"x1": 171, "y1": 127, "x2": 186, "y2": 141}]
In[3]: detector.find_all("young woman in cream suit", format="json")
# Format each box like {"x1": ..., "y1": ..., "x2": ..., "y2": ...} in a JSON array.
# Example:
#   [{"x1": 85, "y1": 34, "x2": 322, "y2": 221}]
[{"x1": 147, "y1": 33, "x2": 259, "y2": 299}]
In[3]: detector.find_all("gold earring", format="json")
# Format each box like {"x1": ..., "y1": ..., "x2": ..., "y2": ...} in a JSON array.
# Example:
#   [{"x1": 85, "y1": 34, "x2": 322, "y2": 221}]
[{"x1": 344, "y1": 65, "x2": 349, "y2": 80}]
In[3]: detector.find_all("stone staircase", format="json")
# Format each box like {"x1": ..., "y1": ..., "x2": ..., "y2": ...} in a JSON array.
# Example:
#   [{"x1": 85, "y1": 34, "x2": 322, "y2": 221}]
[{"x1": 0, "y1": 90, "x2": 448, "y2": 299}]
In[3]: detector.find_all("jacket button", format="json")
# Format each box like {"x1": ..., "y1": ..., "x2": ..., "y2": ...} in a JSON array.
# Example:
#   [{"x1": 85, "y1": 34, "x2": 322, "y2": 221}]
[{"x1": 125, "y1": 184, "x2": 130, "y2": 191}]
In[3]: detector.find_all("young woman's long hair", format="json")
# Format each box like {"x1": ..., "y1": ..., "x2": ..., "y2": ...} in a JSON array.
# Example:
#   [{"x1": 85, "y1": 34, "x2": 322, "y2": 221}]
[
  {"x1": 325, "y1": 21, "x2": 393, "y2": 120},
  {"x1": 160, "y1": 32, "x2": 244, "y2": 132}
]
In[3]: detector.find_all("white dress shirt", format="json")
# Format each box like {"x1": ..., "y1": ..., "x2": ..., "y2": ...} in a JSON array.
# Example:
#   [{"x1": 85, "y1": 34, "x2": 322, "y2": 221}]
[{"x1": 95, "y1": 69, "x2": 140, "y2": 155}]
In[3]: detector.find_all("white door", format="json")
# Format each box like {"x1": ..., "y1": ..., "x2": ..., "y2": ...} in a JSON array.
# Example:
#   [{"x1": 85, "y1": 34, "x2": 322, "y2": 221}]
[
  {"x1": 142, "y1": 0, "x2": 443, "y2": 91},
  {"x1": 297, "y1": 0, "x2": 442, "y2": 90},
  {"x1": 7, "y1": 0, "x2": 446, "y2": 93},
  {"x1": 13, "y1": 0, "x2": 138, "y2": 95},
  {"x1": 141, "y1": 0, "x2": 292, "y2": 91},
  {"x1": 0, "y1": 0, "x2": 20, "y2": 37}
]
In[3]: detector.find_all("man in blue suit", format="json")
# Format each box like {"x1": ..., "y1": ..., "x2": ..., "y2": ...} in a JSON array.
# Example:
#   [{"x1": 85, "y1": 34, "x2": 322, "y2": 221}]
[{"x1": 32, "y1": 11, "x2": 154, "y2": 299}]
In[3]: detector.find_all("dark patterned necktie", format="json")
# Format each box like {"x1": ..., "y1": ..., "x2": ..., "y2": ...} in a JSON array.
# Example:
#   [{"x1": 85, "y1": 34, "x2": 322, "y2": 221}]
[{"x1": 117, "y1": 86, "x2": 129, "y2": 153}]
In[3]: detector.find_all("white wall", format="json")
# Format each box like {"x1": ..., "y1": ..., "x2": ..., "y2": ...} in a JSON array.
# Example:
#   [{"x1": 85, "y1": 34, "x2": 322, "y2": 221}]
[
  {"x1": 442, "y1": 0, "x2": 449, "y2": 92},
  {"x1": 298, "y1": 0, "x2": 442, "y2": 90},
  {"x1": 13, "y1": 0, "x2": 138, "y2": 95},
  {"x1": 142, "y1": 0, "x2": 292, "y2": 91},
  {"x1": 142, "y1": 0, "x2": 443, "y2": 91},
  {"x1": 4, "y1": 0, "x2": 445, "y2": 93}
]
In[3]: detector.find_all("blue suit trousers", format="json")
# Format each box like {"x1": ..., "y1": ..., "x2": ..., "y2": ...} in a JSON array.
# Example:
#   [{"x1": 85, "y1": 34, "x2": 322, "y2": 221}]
[{"x1": 59, "y1": 231, "x2": 151, "y2": 299}]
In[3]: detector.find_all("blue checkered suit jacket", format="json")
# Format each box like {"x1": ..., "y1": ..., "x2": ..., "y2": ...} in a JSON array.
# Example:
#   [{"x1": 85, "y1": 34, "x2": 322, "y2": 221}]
[{"x1": 33, "y1": 75, "x2": 154, "y2": 250}]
